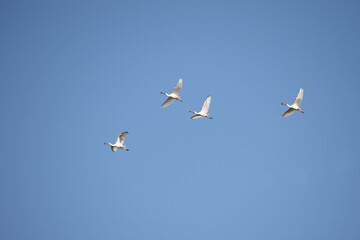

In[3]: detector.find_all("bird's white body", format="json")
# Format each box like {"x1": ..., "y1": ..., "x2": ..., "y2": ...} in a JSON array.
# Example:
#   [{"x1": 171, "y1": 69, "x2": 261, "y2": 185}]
[
  {"x1": 160, "y1": 79, "x2": 183, "y2": 108},
  {"x1": 169, "y1": 93, "x2": 179, "y2": 98},
  {"x1": 104, "y1": 131, "x2": 129, "y2": 152},
  {"x1": 281, "y1": 88, "x2": 304, "y2": 118},
  {"x1": 288, "y1": 104, "x2": 301, "y2": 110},
  {"x1": 189, "y1": 95, "x2": 213, "y2": 119}
]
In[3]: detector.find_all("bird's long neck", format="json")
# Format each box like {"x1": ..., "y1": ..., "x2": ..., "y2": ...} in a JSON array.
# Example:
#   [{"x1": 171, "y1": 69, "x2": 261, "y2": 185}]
[
  {"x1": 160, "y1": 92, "x2": 169, "y2": 97},
  {"x1": 104, "y1": 142, "x2": 113, "y2": 146},
  {"x1": 189, "y1": 110, "x2": 197, "y2": 114}
]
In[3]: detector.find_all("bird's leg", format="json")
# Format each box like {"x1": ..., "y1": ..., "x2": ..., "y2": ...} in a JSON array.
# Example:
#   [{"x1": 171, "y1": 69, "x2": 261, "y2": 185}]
[
  {"x1": 125, "y1": 149, "x2": 129, "y2": 151},
  {"x1": 179, "y1": 99, "x2": 183, "y2": 102}
]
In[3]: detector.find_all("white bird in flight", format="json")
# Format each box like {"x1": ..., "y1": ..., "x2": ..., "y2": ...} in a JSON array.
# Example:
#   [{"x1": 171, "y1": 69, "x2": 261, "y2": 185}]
[
  {"x1": 189, "y1": 95, "x2": 213, "y2": 119},
  {"x1": 281, "y1": 88, "x2": 304, "y2": 118},
  {"x1": 160, "y1": 78, "x2": 183, "y2": 108},
  {"x1": 104, "y1": 131, "x2": 129, "y2": 152}
]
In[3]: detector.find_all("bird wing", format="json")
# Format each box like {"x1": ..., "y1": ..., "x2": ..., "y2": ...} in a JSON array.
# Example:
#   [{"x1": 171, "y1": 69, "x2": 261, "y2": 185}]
[
  {"x1": 161, "y1": 97, "x2": 175, "y2": 108},
  {"x1": 281, "y1": 108, "x2": 296, "y2": 118},
  {"x1": 111, "y1": 146, "x2": 118, "y2": 152},
  {"x1": 200, "y1": 95, "x2": 211, "y2": 114},
  {"x1": 117, "y1": 131, "x2": 129, "y2": 145},
  {"x1": 191, "y1": 115, "x2": 203, "y2": 119},
  {"x1": 172, "y1": 78, "x2": 182, "y2": 96},
  {"x1": 293, "y1": 88, "x2": 303, "y2": 107}
]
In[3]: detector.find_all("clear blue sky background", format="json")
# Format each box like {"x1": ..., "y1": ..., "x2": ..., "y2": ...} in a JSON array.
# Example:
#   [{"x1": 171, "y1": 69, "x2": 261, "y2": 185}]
[{"x1": 1, "y1": 0, "x2": 360, "y2": 239}]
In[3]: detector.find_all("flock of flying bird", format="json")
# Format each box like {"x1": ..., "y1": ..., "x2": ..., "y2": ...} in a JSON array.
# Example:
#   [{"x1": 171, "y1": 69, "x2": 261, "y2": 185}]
[{"x1": 104, "y1": 79, "x2": 304, "y2": 152}]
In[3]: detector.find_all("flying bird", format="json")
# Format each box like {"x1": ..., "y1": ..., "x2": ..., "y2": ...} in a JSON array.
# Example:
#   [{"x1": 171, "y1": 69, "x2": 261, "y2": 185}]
[
  {"x1": 189, "y1": 95, "x2": 213, "y2": 119},
  {"x1": 281, "y1": 88, "x2": 304, "y2": 118},
  {"x1": 160, "y1": 78, "x2": 183, "y2": 108},
  {"x1": 104, "y1": 131, "x2": 129, "y2": 152}
]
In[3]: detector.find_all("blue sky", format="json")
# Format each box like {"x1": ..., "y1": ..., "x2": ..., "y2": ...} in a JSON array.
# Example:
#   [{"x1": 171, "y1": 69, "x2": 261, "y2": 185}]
[{"x1": 1, "y1": 0, "x2": 360, "y2": 239}]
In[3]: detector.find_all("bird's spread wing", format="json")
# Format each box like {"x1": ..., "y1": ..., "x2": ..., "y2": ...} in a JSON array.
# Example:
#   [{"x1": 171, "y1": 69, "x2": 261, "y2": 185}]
[
  {"x1": 161, "y1": 97, "x2": 175, "y2": 108},
  {"x1": 191, "y1": 115, "x2": 203, "y2": 119},
  {"x1": 293, "y1": 88, "x2": 303, "y2": 107},
  {"x1": 117, "y1": 131, "x2": 129, "y2": 145},
  {"x1": 281, "y1": 108, "x2": 295, "y2": 118},
  {"x1": 111, "y1": 146, "x2": 118, "y2": 152},
  {"x1": 172, "y1": 79, "x2": 182, "y2": 96},
  {"x1": 200, "y1": 95, "x2": 211, "y2": 114}
]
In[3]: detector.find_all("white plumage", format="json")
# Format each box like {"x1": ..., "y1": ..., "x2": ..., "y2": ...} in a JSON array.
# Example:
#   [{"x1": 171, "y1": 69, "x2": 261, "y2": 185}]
[
  {"x1": 104, "y1": 131, "x2": 129, "y2": 152},
  {"x1": 189, "y1": 95, "x2": 213, "y2": 119},
  {"x1": 160, "y1": 79, "x2": 183, "y2": 108},
  {"x1": 281, "y1": 88, "x2": 304, "y2": 118}
]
